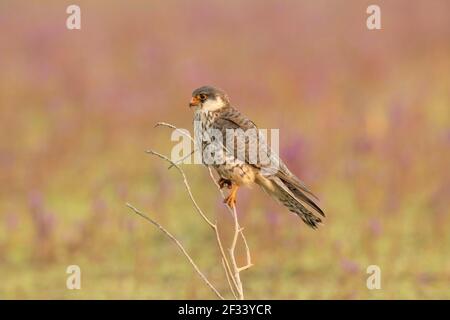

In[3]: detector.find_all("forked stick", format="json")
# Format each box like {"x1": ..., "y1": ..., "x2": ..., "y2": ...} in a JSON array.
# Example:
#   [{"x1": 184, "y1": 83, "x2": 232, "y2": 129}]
[
  {"x1": 126, "y1": 203, "x2": 224, "y2": 300},
  {"x1": 157, "y1": 122, "x2": 253, "y2": 298},
  {"x1": 127, "y1": 122, "x2": 253, "y2": 299}
]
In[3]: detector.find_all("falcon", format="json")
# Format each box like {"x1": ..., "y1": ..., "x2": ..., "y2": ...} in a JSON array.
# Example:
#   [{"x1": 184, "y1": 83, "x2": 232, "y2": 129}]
[{"x1": 189, "y1": 85, "x2": 325, "y2": 228}]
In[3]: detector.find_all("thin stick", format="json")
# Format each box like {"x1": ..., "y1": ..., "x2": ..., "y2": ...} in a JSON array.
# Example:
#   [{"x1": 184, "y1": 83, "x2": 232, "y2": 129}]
[
  {"x1": 222, "y1": 258, "x2": 238, "y2": 300},
  {"x1": 155, "y1": 122, "x2": 197, "y2": 170},
  {"x1": 208, "y1": 168, "x2": 253, "y2": 270},
  {"x1": 146, "y1": 150, "x2": 215, "y2": 229},
  {"x1": 214, "y1": 224, "x2": 239, "y2": 292},
  {"x1": 153, "y1": 122, "x2": 254, "y2": 299},
  {"x1": 126, "y1": 203, "x2": 224, "y2": 300},
  {"x1": 146, "y1": 149, "x2": 239, "y2": 297},
  {"x1": 229, "y1": 205, "x2": 244, "y2": 299},
  {"x1": 155, "y1": 122, "x2": 195, "y2": 143},
  {"x1": 237, "y1": 230, "x2": 253, "y2": 272},
  {"x1": 167, "y1": 149, "x2": 195, "y2": 170}
]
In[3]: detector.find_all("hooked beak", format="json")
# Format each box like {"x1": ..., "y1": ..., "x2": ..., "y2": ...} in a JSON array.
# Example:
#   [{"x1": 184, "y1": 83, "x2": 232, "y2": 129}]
[{"x1": 189, "y1": 96, "x2": 200, "y2": 108}]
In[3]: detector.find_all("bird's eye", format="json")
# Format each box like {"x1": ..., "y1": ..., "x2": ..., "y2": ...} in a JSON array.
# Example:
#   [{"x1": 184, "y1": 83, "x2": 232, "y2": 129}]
[{"x1": 199, "y1": 94, "x2": 207, "y2": 101}]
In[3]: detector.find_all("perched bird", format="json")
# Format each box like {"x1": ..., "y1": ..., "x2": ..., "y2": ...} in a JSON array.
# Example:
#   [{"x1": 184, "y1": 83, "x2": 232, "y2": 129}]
[{"x1": 189, "y1": 85, "x2": 325, "y2": 229}]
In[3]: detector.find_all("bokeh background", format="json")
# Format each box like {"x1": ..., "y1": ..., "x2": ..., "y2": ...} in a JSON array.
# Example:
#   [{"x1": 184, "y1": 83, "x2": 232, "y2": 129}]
[{"x1": 0, "y1": 0, "x2": 449, "y2": 299}]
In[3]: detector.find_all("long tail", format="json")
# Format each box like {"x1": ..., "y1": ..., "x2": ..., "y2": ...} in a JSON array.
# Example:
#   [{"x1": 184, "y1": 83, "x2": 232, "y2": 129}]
[{"x1": 261, "y1": 173, "x2": 325, "y2": 229}]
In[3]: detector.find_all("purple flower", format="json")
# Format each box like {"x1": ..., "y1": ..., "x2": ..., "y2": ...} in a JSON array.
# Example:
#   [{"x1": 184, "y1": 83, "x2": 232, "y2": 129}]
[
  {"x1": 5, "y1": 212, "x2": 19, "y2": 231},
  {"x1": 265, "y1": 210, "x2": 279, "y2": 226},
  {"x1": 340, "y1": 259, "x2": 360, "y2": 274},
  {"x1": 368, "y1": 218, "x2": 383, "y2": 237},
  {"x1": 28, "y1": 191, "x2": 56, "y2": 241}
]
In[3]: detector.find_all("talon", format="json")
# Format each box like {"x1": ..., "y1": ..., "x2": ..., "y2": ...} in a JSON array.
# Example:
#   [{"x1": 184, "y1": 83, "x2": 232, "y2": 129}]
[
  {"x1": 224, "y1": 185, "x2": 239, "y2": 208},
  {"x1": 218, "y1": 178, "x2": 232, "y2": 189},
  {"x1": 224, "y1": 196, "x2": 236, "y2": 208}
]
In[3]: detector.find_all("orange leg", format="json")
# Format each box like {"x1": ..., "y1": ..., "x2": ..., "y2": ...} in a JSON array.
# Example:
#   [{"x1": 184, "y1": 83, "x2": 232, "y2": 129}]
[{"x1": 224, "y1": 184, "x2": 239, "y2": 208}]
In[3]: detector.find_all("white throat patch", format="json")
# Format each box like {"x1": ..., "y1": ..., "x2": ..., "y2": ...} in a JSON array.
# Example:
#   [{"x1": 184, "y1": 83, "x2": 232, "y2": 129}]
[{"x1": 201, "y1": 97, "x2": 225, "y2": 112}]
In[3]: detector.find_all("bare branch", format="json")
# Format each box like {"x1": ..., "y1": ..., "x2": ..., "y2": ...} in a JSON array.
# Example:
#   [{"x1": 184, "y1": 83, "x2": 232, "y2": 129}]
[
  {"x1": 238, "y1": 228, "x2": 253, "y2": 271},
  {"x1": 229, "y1": 205, "x2": 244, "y2": 299},
  {"x1": 154, "y1": 122, "x2": 198, "y2": 170},
  {"x1": 146, "y1": 150, "x2": 215, "y2": 229},
  {"x1": 146, "y1": 149, "x2": 240, "y2": 297},
  {"x1": 208, "y1": 167, "x2": 253, "y2": 299},
  {"x1": 134, "y1": 122, "x2": 254, "y2": 300},
  {"x1": 214, "y1": 224, "x2": 239, "y2": 292},
  {"x1": 207, "y1": 171, "x2": 253, "y2": 267},
  {"x1": 126, "y1": 203, "x2": 224, "y2": 300},
  {"x1": 155, "y1": 122, "x2": 195, "y2": 143},
  {"x1": 167, "y1": 149, "x2": 195, "y2": 170},
  {"x1": 222, "y1": 258, "x2": 238, "y2": 300}
]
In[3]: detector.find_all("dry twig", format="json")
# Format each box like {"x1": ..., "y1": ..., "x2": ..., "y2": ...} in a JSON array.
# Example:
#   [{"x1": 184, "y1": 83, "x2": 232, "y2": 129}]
[
  {"x1": 127, "y1": 122, "x2": 253, "y2": 299},
  {"x1": 126, "y1": 203, "x2": 224, "y2": 300}
]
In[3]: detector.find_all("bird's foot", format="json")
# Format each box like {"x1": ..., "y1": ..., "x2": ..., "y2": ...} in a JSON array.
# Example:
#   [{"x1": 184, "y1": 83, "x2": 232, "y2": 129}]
[
  {"x1": 224, "y1": 185, "x2": 238, "y2": 208},
  {"x1": 224, "y1": 194, "x2": 236, "y2": 208},
  {"x1": 218, "y1": 178, "x2": 232, "y2": 189}
]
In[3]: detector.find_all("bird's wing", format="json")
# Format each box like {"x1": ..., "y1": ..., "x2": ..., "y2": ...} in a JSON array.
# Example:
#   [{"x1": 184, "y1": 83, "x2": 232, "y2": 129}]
[
  {"x1": 212, "y1": 106, "x2": 286, "y2": 171},
  {"x1": 211, "y1": 106, "x2": 324, "y2": 223},
  {"x1": 212, "y1": 106, "x2": 258, "y2": 131},
  {"x1": 211, "y1": 106, "x2": 267, "y2": 167},
  {"x1": 212, "y1": 106, "x2": 321, "y2": 199}
]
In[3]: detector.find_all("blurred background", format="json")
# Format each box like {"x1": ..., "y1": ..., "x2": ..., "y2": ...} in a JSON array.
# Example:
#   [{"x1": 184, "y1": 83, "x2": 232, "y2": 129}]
[{"x1": 0, "y1": 0, "x2": 449, "y2": 299}]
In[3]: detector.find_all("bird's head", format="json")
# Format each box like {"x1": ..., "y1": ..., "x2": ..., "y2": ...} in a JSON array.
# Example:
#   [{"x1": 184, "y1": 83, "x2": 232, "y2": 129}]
[{"x1": 189, "y1": 86, "x2": 230, "y2": 111}]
